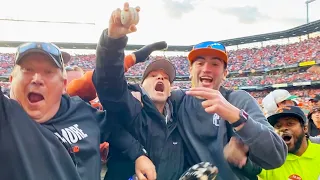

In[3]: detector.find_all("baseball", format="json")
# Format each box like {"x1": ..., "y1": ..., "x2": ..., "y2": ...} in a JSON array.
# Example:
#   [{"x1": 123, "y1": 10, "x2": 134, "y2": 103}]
[{"x1": 121, "y1": 7, "x2": 140, "y2": 28}]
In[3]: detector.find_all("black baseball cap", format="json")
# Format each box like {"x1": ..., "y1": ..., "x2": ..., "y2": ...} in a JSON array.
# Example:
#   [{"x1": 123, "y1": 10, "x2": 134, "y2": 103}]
[
  {"x1": 267, "y1": 106, "x2": 307, "y2": 126},
  {"x1": 309, "y1": 94, "x2": 320, "y2": 102},
  {"x1": 141, "y1": 59, "x2": 176, "y2": 83},
  {"x1": 15, "y1": 42, "x2": 64, "y2": 70}
]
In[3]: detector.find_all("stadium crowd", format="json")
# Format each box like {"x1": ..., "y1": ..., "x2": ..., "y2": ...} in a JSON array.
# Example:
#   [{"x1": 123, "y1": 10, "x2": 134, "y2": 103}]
[
  {"x1": 0, "y1": 36, "x2": 319, "y2": 77},
  {"x1": 1, "y1": 36, "x2": 320, "y2": 103}
]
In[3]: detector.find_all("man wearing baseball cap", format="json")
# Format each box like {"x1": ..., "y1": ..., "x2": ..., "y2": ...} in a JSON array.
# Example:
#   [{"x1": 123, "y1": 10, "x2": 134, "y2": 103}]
[
  {"x1": 272, "y1": 89, "x2": 298, "y2": 106},
  {"x1": 0, "y1": 42, "x2": 117, "y2": 179},
  {"x1": 262, "y1": 89, "x2": 298, "y2": 117},
  {"x1": 309, "y1": 94, "x2": 320, "y2": 107},
  {"x1": 258, "y1": 106, "x2": 320, "y2": 180},
  {"x1": 169, "y1": 41, "x2": 287, "y2": 179},
  {"x1": 101, "y1": 58, "x2": 182, "y2": 180},
  {"x1": 92, "y1": 4, "x2": 184, "y2": 179},
  {"x1": 307, "y1": 106, "x2": 320, "y2": 136}
]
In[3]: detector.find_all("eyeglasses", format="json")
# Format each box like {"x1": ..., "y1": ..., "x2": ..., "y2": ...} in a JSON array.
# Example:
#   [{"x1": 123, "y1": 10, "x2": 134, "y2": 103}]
[
  {"x1": 193, "y1": 41, "x2": 226, "y2": 53},
  {"x1": 16, "y1": 42, "x2": 64, "y2": 69}
]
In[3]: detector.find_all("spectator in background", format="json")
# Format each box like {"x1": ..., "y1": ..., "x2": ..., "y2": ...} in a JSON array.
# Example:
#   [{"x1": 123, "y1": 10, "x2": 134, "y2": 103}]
[
  {"x1": 262, "y1": 89, "x2": 298, "y2": 117},
  {"x1": 258, "y1": 106, "x2": 320, "y2": 180},
  {"x1": 307, "y1": 106, "x2": 320, "y2": 137},
  {"x1": 309, "y1": 94, "x2": 320, "y2": 108},
  {"x1": 66, "y1": 65, "x2": 85, "y2": 84}
]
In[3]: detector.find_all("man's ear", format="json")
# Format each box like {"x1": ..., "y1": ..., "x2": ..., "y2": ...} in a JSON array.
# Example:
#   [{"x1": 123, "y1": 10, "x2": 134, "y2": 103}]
[
  {"x1": 222, "y1": 69, "x2": 228, "y2": 81},
  {"x1": 9, "y1": 75, "x2": 13, "y2": 83},
  {"x1": 62, "y1": 79, "x2": 67, "y2": 94},
  {"x1": 303, "y1": 124, "x2": 308, "y2": 134},
  {"x1": 189, "y1": 65, "x2": 193, "y2": 80}
]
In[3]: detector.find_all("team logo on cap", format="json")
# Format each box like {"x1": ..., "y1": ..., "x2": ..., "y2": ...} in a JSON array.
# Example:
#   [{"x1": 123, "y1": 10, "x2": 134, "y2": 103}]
[{"x1": 276, "y1": 106, "x2": 292, "y2": 113}]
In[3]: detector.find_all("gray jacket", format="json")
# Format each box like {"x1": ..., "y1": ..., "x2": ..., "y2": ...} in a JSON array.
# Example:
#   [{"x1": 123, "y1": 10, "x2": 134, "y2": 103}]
[
  {"x1": 170, "y1": 88, "x2": 288, "y2": 180},
  {"x1": 310, "y1": 136, "x2": 320, "y2": 144}
]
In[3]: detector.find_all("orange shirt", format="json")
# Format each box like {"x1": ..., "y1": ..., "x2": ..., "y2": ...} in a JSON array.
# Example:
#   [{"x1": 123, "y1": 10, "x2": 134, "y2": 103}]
[{"x1": 66, "y1": 54, "x2": 135, "y2": 103}]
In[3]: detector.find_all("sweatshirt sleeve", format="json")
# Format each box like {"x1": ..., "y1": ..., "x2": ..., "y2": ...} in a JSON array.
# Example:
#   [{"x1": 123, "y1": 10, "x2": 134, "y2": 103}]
[
  {"x1": 92, "y1": 29, "x2": 142, "y2": 120},
  {"x1": 92, "y1": 29, "x2": 146, "y2": 162},
  {"x1": 309, "y1": 136, "x2": 320, "y2": 144},
  {"x1": 124, "y1": 54, "x2": 136, "y2": 72},
  {"x1": 228, "y1": 90, "x2": 287, "y2": 169},
  {"x1": 66, "y1": 71, "x2": 97, "y2": 102},
  {"x1": 66, "y1": 54, "x2": 136, "y2": 103}
]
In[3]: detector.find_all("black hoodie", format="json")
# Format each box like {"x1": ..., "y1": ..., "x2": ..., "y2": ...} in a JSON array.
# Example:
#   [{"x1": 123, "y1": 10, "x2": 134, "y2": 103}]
[
  {"x1": 93, "y1": 30, "x2": 185, "y2": 180},
  {"x1": 0, "y1": 89, "x2": 108, "y2": 180}
]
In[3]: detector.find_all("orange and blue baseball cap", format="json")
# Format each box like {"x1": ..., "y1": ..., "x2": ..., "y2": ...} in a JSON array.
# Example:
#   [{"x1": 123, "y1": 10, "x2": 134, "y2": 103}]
[{"x1": 188, "y1": 41, "x2": 228, "y2": 64}]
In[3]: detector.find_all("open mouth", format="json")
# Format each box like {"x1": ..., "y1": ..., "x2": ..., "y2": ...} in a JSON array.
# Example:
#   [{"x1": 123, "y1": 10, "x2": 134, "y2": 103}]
[
  {"x1": 200, "y1": 76, "x2": 213, "y2": 83},
  {"x1": 155, "y1": 82, "x2": 164, "y2": 92},
  {"x1": 281, "y1": 134, "x2": 292, "y2": 143},
  {"x1": 28, "y1": 92, "x2": 44, "y2": 103}
]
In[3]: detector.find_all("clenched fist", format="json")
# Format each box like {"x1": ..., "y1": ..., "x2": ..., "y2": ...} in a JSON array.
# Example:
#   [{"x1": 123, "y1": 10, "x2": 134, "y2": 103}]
[
  {"x1": 223, "y1": 137, "x2": 249, "y2": 168},
  {"x1": 108, "y1": 2, "x2": 140, "y2": 39}
]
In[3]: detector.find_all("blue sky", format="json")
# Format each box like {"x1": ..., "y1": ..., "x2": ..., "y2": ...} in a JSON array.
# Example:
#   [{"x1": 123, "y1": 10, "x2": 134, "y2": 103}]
[{"x1": 0, "y1": 0, "x2": 319, "y2": 45}]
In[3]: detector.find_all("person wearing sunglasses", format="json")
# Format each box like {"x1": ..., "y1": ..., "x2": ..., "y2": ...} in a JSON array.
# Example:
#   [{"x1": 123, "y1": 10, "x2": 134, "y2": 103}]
[
  {"x1": 167, "y1": 41, "x2": 287, "y2": 179},
  {"x1": 0, "y1": 41, "x2": 151, "y2": 180}
]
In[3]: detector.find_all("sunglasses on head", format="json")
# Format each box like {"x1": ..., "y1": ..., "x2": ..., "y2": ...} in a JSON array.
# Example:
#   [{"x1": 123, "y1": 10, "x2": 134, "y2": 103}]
[
  {"x1": 16, "y1": 42, "x2": 64, "y2": 68},
  {"x1": 193, "y1": 41, "x2": 226, "y2": 53}
]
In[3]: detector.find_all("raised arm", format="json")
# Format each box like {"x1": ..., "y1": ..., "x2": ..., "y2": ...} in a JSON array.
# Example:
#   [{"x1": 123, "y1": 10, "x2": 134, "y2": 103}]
[
  {"x1": 92, "y1": 29, "x2": 142, "y2": 120},
  {"x1": 92, "y1": 4, "x2": 157, "y2": 180}
]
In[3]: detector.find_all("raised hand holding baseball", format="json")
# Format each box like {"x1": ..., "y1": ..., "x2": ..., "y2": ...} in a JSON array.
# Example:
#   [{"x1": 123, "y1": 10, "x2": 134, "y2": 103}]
[{"x1": 108, "y1": 2, "x2": 140, "y2": 39}]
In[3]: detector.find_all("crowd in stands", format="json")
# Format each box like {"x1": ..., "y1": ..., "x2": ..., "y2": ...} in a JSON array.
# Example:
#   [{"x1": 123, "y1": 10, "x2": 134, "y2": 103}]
[
  {"x1": 0, "y1": 36, "x2": 319, "y2": 77},
  {"x1": 0, "y1": 36, "x2": 320, "y2": 103},
  {"x1": 224, "y1": 70, "x2": 320, "y2": 87},
  {"x1": 0, "y1": 53, "x2": 14, "y2": 76}
]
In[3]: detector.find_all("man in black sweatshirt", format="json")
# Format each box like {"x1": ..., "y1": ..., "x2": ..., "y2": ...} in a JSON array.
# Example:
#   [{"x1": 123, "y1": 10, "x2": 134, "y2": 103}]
[
  {"x1": 0, "y1": 41, "x2": 154, "y2": 180},
  {"x1": 92, "y1": 3, "x2": 185, "y2": 180}
]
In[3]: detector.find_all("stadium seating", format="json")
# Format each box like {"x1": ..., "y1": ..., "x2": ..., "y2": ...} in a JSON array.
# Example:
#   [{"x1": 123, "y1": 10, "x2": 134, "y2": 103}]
[{"x1": 0, "y1": 36, "x2": 319, "y2": 104}]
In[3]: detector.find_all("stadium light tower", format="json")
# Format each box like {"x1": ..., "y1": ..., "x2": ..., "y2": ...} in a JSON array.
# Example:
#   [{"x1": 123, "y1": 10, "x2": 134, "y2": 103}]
[{"x1": 306, "y1": 0, "x2": 317, "y2": 23}]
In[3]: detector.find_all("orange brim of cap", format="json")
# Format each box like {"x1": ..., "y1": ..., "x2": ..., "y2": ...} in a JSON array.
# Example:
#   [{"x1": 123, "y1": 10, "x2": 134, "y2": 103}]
[{"x1": 188, "y1": 48, "x2": 228, "y2": 64}]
